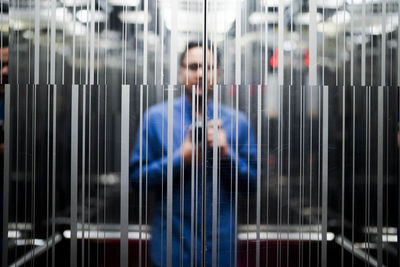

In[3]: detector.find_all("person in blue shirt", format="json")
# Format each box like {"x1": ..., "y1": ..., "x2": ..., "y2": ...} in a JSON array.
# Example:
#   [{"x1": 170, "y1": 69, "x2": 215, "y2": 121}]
[{"x1": 130, "y1": 42, "x2": 257, "y2": 267}]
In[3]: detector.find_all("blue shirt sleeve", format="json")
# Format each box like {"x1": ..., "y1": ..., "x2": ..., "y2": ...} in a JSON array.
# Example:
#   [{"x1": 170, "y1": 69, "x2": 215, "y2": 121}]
[
  {"x1": 222, "y1": 113, "x2": 257, "y2": 189},
  {"x1": 129, "y1": 111, "x2": 182, "y2": 188}
]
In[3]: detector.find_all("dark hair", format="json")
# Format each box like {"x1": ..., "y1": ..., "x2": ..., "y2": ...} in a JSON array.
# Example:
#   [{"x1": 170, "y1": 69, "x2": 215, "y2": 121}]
[
  {"x1": 179, "y1": 40, "x2": 221, "y2": 68},
  {"x1": 1, "y1": 35, "x2": 8, "y2": 48}
]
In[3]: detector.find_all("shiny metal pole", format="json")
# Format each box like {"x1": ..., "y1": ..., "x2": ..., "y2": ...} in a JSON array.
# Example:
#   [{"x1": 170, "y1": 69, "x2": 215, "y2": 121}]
[{"x1": 201, "y1": 0, "x2": 208, "y2": 266}]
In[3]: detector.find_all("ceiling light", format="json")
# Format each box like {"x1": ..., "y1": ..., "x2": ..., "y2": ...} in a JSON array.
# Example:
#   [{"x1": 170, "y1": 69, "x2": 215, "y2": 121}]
[
  {"x1": 263, "y1": 0, "x2": 291, "y2": 7},
  {"x1": 108, "y1": 0, "x2": 140, "y2": 7},
  {"x1": 294, "y1": 12, "x2": 323, "y2": 25},
  {"x1": 329, "y1": 10, "x2": 351, "y2": 24},
  {"x1": 316, "y1": 0, "x2": 345, "y2": 8},
  {"x1": 248, "y1": 12, "x2": 278, "y2": 25},
  {"x1": 60, "y1": 0, "x2": 88, "y2": 7},
  {"x1": 40, "y1": 7, "x2": 73, "y2": 22},
  {"x1": 76, "y1": 9, "x2": 107, "y2": 23},
  {"x1": 159, "y1": 0, "x2": 240, "y2": 33},
  {"x1": 65, "y1": 21, "x2": 87, "y2": 36},
  {"x1": 118, "y1": 11, "x2": 152, "y2": 24}
]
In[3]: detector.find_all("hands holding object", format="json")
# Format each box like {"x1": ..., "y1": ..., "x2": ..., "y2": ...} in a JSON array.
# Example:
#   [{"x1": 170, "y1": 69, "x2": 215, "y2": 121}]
[{"x1": 181, "y1": 120, "x2": 229, "y2": 165}]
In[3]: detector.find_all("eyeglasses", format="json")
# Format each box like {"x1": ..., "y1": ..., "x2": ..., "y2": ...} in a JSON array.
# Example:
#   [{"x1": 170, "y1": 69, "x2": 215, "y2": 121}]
[{"x1": 183, "y1": 63, "x2": 215, "y2": 71}]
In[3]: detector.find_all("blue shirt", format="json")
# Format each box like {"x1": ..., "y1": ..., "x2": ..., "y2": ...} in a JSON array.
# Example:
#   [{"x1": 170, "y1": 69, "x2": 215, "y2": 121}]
[{"x1": 129, "y1": 95, "x2": 257, "y2": 267}]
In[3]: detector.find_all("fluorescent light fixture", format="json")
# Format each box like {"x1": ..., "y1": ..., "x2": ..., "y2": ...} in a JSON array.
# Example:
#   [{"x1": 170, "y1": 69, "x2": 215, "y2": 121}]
[
  {"x1": 76, "y1": 9, "x2": 107, "y2": 23},
  {"x1": 0, "y1": 14, "x2": 9, "y2": 33},
  {"x1": 22, "y1": 30, "x2": 34, "y2": 40},
  {"x1": 238, "y1": 232, "x2": 335, "y2": 241},
  {"x1": 9, "y1": 19, "x2": 30, "y2": 31},
  {"x1": 328, "y1": 10, "x2": 351, "y2": 25},
  {"x1": 159, "y1": 0, "x2": 240, "y2": 34},
  {"x1": 162, "y1": 10, "x2": 236, "y2": 33},
  {"x1": 248, "y1": 12, "x2": 278, "y2": 25},
  {"x1": 317, "y1": 13, "x2": 398, "y2": 36},
  {"x1": 63, "y1": 230, "x2": 152, "y2": 240},
  {"x1": 108, "y1": 0, "x2": 140, "y2": 7},
  {"x1": 65, "y1": 21, "x2": 87, "y2": 36},
  {"x1": 40, "y1": 7, "x2": 73, "y2": 22},
  {"x1": 369, "y1": 18, "x2": 398, "y2": 35},
  {"x1": 316, "y1": 0, "x2": 345, "y2": 8},
  {"x1": 346, "y1": 0, "x2": 382, "y2": 4},
  {"x1": 118, "y1": 11, "x2": 152, "y2": 24},
  {"x1": 263, "y1": 0, "x2": 291, "y2": 7},
  {"x1": 294, "y1": 12, "x2": 323, "y2": 25},
  {"x1": 60, "y1": 0, "x2": 88, "y2": 7},
  {"x1": 8, "y1": 231, "x2": 22, "y2": 239}
]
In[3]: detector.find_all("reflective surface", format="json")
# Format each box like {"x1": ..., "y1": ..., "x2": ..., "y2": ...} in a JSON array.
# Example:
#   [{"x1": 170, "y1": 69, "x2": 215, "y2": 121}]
[{"x1": 1, "y1": 0, "x2": 399, "y2": 266}]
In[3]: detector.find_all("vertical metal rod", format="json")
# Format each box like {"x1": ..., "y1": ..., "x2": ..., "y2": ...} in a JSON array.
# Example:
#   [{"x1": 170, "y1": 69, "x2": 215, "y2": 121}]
[
  {"x1": 167, "y1": 0, "x2": 178, "y2": 264},
  {"x1": 352, "y1": 86, "x2": 356, "y2": 267},
  {"x1": 88, "y1": 85, "x2": 92, "y2": 267},
  {"x1": 89, "y1": 0, "x2": 94, "y2": 84},
  {"x1": 103, "y1": 84, "x2": 108, "y2": 266},
  {"x1": 256, "y1": 85, "x2": 261, "y2": 267},
  {"x1": 2, "y1": 85, "x2": 10, "y2": 267},
  {"x1": 309, "y1": 0, "x2": 316, "y2": 85},
  {"x1": 120, "y1": 85, "x2": 130, "y2": 267},
  {"x1": 32, "y1": 86, "x2": 37, "y2": 267},
  {"x1": 201, "y1": 0, "x2": 208, "y2": 266},
  {"x1": 377, "y1": 86, "x2": 384, "y2": 267},
  {"x1": 70, "y1": 85, "x2": 78, "y2": 267},
  {"x1": 181, "y1": 86, "x2": 185, "y2": 267},
  {"x1": 139, "y1": 85, "x2": 143, "y2": 267},
  {"x1": 81, "y1": 86, "x2": 86, "y2": 267},
  {"x1": 246, "y1": 86, "x2": 250, "y2": 267},
  {"x1": 397, "y1": 87, "x2": 400, "y2": 267},
  {"x1": 191, "y1": 86, "x2": 195, "y2": 267},
  {"x1": 167, "y1": 84, "x2": 174, "y2": 267},
  {"x1": 378, "y1": 0, "x2": 386, "y2": 263},
  {"x1": 341, "y1": 85, "x2": 346, "y2": 267},
  {"x1": 234, "y1": 87, "x2": 239, "y2": 267},
  {"x1": 322, "y1": 85, "x2": 329, "y2": 267},
  {"x1": 212, "y1": 85, "x2": 218, "y2": 267},
  {"x1": 51, "y1": 86, "x2": 57, "y2": 267},
  {"x1": 145, "y1": 86, "x2": 149, "y2": 267}
]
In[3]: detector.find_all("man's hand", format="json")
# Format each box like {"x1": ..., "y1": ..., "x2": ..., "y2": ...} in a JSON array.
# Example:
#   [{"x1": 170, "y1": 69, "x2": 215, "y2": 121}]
[
  {"x1": 181, "y1": 126, "x2": 201, "y2": 165},
  {"x1": 207, "y1": 120, "x2": 229, "y2": 157},
  {"x1": 181, "y1": 120, "x2": 229, "y2": 165}
]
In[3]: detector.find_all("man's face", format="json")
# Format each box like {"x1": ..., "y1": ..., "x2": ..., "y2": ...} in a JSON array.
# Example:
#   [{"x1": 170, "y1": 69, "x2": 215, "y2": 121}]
[{"x1": 179, "y1": 46, "x2": 219, "y2": 98}]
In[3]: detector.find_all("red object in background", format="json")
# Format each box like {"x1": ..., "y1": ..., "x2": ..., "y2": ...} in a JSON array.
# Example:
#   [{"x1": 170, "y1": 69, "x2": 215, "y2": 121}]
[
  {"x1": 227, "y1": 85, "x2": 237, "y2": 97},
  {"x1": 304, "y1": 49, "x2": 309, "y2": 67},
  {"x1": 268, "y1": 155, "x2": 276, "y2": 166},
  {"x1": 270, "y1": 49, "x2": 279, "y2": 69}
]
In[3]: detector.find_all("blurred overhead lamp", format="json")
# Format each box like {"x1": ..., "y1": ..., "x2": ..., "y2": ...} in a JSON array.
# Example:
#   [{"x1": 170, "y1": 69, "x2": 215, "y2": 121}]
[
  {"x1": 9, "y1": 19, "x2": 29, "y2": 31},
  {"x1": 76, "y1": 9, "x2": 107, "y2": 23},
  {"x1": 248, "y1": 12, "x2": 278, "y2": 25},
  {"x1": 294, "y1": 12, "x2": 323, "y2": 25},
  {"x1": 65, "y1": 21, "x2": 87, "y2": 36},
  {"x1": 0, "y1": 14, "x2": 8, "y2": 33},
  {"x1": 329, "y1": 10, "x2": 351, "y2": 25},
  {"x1": 40, "y1": 7, "x2": 73, "y2": 22},
  {"x1": 60, "y1": 0, "x2": 88, "y2": 7},
  {"x1": 263, "y1": 0, "x2": 291, "y2": 7},
  {"x1": 159, "y1": 0, "x2": 239, "y2": 34},
  {"x1": 346, "y1": 0, "x2": 382, "y2": 4},
  {"x1": 316, "y1": 0, "x2": 345, "y2": 9},
  {"x1": 108, "y1": 0, "x2": 140, "y2": 7},
  {"x1": 118, "y1": 11, "x2": 151, "y2": 24},
  {"x1": 162, "y1": 10, "x2": 235, "y2": 33}
]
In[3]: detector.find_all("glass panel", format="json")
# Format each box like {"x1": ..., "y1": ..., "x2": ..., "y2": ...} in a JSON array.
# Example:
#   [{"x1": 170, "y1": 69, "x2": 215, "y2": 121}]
[{"x1": 1, "y1": 0, "x2": 399, "y2": 266}]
